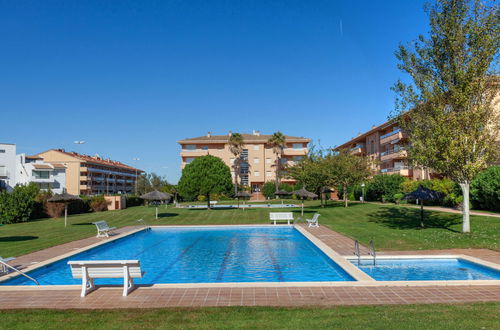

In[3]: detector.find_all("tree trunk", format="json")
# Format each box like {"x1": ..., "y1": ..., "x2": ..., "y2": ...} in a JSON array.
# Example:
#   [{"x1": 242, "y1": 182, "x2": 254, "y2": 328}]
[
  {"x1": 343, "y1": 185, "x2": 348, "y2": 207},
  {"x1": 207, "y1": 193, "x2": 211, "y2": 210},
  {"x1": 459, "y1": 182, "x2": 470, "y2": 233}
]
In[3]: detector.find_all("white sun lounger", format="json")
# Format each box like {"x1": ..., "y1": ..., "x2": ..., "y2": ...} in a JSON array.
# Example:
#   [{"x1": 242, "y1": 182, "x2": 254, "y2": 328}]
[
  {"x1": 306, "y1": 213, "x2": 321, "y2": 227},
  {"x1": 269, "y1": 212, "x2": 294, "y2": 225},
  {"x1": 68, "y1": 260, "x2": 143, "y2": 297},
  {"x1": 93, "y1": 221, "x2": 117, "y2": 238},
  {"x1": 0, "y1": 256, "x2": 15, "y2": 274}
]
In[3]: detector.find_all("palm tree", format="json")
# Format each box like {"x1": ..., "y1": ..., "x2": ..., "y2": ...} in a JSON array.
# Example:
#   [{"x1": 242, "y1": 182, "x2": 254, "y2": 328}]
[
  {"x1": 228, "y1": 132, "x2": 244, "y2": 195},
  {"x1": 267, "y1": 132, "x2": 287, "y2": 191}
]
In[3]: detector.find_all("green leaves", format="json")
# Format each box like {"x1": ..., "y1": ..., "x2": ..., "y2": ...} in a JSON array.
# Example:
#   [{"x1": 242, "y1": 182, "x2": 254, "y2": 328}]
[{"x1": 0, "y1": 183, "x2": 40, "y2": 224}]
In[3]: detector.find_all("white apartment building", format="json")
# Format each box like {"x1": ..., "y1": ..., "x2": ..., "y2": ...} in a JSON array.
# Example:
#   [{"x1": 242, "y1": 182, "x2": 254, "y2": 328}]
[
  {"x1": 16, "y1": 154, "x2": 67, "y2": 193},
  {"x1": 0, "y1": 143, "x2": 17, "y2": 192}
]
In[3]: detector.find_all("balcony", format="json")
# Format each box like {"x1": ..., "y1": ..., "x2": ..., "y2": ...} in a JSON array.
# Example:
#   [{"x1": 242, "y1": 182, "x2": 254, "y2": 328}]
[
  {"x1": 80, "y1": 167, "x2": 138, "y2": 178},
  {"x1": 380, "y1": 149, "x2": 407, "y2": 161},
  {"x1": 380, "y1": 129, "x2": 404, "y2": 145},
  {"x1": 30, "y1": 176, "x2": 55, "y2": 183},
  {"x1": 180, "y1": 150, "x2": 210, "y2": 157},
  {"x1": 350, "y1": 146, "x2": 365, "y2": 155},
  {"x1": 283, "y1": 148, "x2": 307, "y2": 156},
  {"x1": 380, "y1": 166, "x2": 411, "y2": 176}
]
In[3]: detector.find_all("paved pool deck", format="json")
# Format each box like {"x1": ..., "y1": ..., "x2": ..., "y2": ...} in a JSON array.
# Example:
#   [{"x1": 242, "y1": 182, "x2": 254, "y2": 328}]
[{"x1": 1, "y1": 224, "x2": 499, "y2": 309}]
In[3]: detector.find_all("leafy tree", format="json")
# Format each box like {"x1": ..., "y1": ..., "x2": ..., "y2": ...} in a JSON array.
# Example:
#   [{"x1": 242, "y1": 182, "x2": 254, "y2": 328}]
[
  {"x1": 262, "y1": 182, "x2": 293, "y2": 199},
  {"x1": 0, "y1": 183, "x2": 40, "y2": 224},
  {"x1": 177, "y1": 155, "x2": 233, "y2": 208},
  {"x1": 365, "y1": 174, "x2": 406, "y2": 203},
  {"x1": 392, "y1": 0, "x2": 499, "y2": 232},
  {"x1": 328, "y1": 149, "x2": 372, "y2": 207},
  {"x1": 267, "y1": 132, "x2": 287, "y2": 190},
  {"x1": 228, "y1": 132, "x2": 244, "y2": 195},
  {"x1": 136, "y1": 172, "x2": 171, "y2": 195},
  {"x1": 470, "y1": 166, "x2": 500, "y2": 211}
]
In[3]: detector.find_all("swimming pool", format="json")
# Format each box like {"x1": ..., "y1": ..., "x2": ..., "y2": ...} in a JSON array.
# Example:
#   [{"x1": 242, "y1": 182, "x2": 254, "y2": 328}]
[
  {"x1": 1, "y1": 226, "x2": 354, "y2": 285},
  {"x1": 351, "y1": 258, "x2": 500, "y2": 281}
]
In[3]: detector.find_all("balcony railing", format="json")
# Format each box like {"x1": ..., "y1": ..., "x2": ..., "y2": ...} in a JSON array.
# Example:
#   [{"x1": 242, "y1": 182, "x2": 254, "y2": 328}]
[
  {"x1": 380, "y1": 128, "x2": 401, "y2": 140},
  {"x1": 380, "y1": 147, "x2": 405, "y2": 156},
  {"x1": 381, "y1": 166, "x2": 409, "y2": 173}
]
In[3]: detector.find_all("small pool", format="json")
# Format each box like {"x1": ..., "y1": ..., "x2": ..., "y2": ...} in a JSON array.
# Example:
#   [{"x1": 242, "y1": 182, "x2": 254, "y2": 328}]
[
  {"x1": 186, "y1": 204, "x2": 298, "y2": 209},
  {"x1": 351, "y1": 258, "x2": 500, "y2": 281},
  {"x1": 1, "y1": 227, "x2": 354, "y2": 285}
]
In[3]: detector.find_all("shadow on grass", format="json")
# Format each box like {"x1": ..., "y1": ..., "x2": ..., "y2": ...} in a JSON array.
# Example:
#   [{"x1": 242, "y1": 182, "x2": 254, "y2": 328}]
[
  {"x1": 72, "y1": 222, "x2": 93, "y2": 226},
  {"x1": 0, "y1": 236, "x2": 38, "y2": 242},
  {"x1": 368, "y1": 206, "x2": 462, "y2": 232},
  {"x1": 157, "y1": 213, "x2": 180, "y2": 218}
]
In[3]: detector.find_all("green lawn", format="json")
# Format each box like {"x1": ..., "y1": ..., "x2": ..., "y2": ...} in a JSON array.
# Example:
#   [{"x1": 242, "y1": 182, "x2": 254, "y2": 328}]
[
  {"x1": 1, "y1": 303, "x2": 498, "y2": 329},
  {"x1": 1, "y1": 201, "x2": 498, "y2": 257}
]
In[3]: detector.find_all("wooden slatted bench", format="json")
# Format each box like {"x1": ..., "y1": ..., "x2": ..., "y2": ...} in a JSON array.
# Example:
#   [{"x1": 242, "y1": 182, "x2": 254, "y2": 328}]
[{"x1": 68, "y1": 260, "x2": 143, "y2": 297}]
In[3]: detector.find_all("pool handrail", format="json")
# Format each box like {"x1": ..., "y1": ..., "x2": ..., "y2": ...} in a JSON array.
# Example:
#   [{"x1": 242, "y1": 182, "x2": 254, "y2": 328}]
[
  {"x1": 354, "y1": 240, "x2": 360, "y2": 265},
  {"x1": 0, "y1": 259, "x2": 40, "y2": 285},
  {"x1": 369, "y1": 240, "x2": 376, "y2": 266}
]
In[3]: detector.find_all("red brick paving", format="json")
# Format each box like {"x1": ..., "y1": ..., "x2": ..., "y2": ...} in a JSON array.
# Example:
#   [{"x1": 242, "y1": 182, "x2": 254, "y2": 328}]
[{"x1": 1, "y1": 224, "x2": 499, "y2": 309}]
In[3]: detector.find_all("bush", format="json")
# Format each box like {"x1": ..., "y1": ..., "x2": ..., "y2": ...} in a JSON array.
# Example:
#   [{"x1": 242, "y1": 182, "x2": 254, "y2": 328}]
[
  {"x1": 471, "y1": 166, "x2": 500, "y2": 211},
  {"x1": 0, "y1": 183, "x2": 40, "y2": 224},
  {"x1": 393, "y1": 193, "x2": 404, "y2": 204},
  {"x1": 365, "y1": 174, "x2": 406, "y2": 203},
  {"x1": 125, "y1": 195, "x2": 143, "y2": 207},
  {"x1": 67, "y1": 196, "x2": 91, "y2": 215},
  {"x1": 197, "y1": 195, "x2": 206, "y2": 202},
  {"x1": 89, "y1": 195, "x2": 109, "y2": 212}
]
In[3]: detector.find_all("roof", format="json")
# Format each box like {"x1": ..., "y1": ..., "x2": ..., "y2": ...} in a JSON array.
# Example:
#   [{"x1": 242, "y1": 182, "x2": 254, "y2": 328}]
[
  {"x1": 33, "y1": 164, "x2": 53, "y2": 169},
  {"x1": 51, "y1": 163, "x2": 67, "y2": 169},
  {"x1": 26, "y1": 155, "x2": 43, "y2": 160},
  {"x1": 39, "y1": 149, "x2": 143, "y2": 172},
  {"x1": 178, "y1": 133, "x2": 311, "y2": 144},
  {"x1": 334, "y1": 119, "x2": 398, "y2": 150}
]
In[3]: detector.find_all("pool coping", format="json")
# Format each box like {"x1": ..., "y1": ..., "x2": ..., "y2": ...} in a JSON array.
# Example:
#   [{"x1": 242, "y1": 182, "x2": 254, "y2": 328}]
[{"x1": 1, "y1": 224, "x2": 499, "y2": 291}]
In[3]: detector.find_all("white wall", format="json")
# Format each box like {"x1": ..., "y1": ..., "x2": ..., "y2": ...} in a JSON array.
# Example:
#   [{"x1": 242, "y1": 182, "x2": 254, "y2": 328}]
[
  {"x1": 0, "y1": 143, "x2": 17, "y2": 192},
  {"x1": 15, "y1": 153, "x2": 67, "y2": 194}
]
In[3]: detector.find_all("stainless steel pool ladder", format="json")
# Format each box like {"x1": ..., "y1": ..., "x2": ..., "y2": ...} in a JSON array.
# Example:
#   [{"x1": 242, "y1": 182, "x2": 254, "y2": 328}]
[
  {"x1": 354, "y1": 240, "x2": 361, "y2": 265},
  {"x1": 136, "y1": 219, "x2": 150, "y2": 230},
  {"x1": 368, "y1": 240, "x2": 376, "y2": 266},
  {"x1": 0, "y1": 260, "x2": 39, "y2": 285}
]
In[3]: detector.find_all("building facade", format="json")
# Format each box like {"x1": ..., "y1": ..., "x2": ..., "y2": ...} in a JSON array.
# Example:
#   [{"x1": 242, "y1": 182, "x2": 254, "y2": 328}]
[
  {"x1": 36, "y1": 149, "x2": 143, "y2": 195},
  {"x1": 16, "y1": 154, "x2": 67, "y2": 193},
  {"x1": 0, "y1": 143, "x2": 17, "y2": 191},
  {"x1": 334, "y1": 121, "x2": 432, "y2": 180},
  {"x1": 178, "y1": 131, "x2": 311, "y2": 193}
]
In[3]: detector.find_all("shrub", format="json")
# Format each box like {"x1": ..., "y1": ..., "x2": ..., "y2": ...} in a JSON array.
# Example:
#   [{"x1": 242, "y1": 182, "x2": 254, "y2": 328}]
[
  {"x1": 365, "y1": 174, "x2": 406, "y2": 202},
  {"x1": 90, "y1": 195, "x2": 109, "y2": 212},
  {"x1": 470, "y1": 166, "x2": 500, "y2": 211},
  {"x1": 125, "y1": 195, "x2": 143, "y2": 207},
  {"x1": 393, "y1": 193, "x2": 404, "y2": 204},
  {"x1": 197, "y1": 195, "x2": 206, "y2": 202},
  {"x1": 0, "y1": 183, "x2": 40, "y2": 224}
]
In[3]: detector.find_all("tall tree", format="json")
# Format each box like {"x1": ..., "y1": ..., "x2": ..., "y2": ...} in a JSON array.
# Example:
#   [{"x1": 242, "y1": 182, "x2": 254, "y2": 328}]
[
  {"x1": 267, "y1": 132, "x2": 287, "y2": 191},
  {"x1": 177, "y1": 155, "x2": 233, "y2": 209},
  {"x1": 328, "y1": 149, "x2": 372, "y2": 207},
  {"x1": 228, "y1": 132, "x2": 244, "y2": 195},
  {"x1": 135, "y1": 172, "x2": 171, "y2": 195},
  {"x1": 392, "y1": 0, "x2": 499, "y2": 232}
]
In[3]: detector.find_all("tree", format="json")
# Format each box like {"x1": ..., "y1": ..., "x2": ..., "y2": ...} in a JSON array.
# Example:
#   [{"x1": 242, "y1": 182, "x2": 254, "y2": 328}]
[
  {"x1": 365, "y1": 174, "x2": 407, "y2": 203},
  {"x1": 228, "y1": 132, "x2": 244, "y2": 195},
  {"x1": 470, "y1": 166, "x2": 500, "y2": 211},
  {"x1": 267, "y1": 132, "x2": 287, "y2": 191},
  {"x1": 136, "y1": 172, "x2": 171, "y2": 195},
  {"x1": 328, "y1": 150, "x2": 372, "y2": 207},
  {"x1": 392, "y1": 0, "x2": 499, "y2": 232},
  {"x1": 0, "y1": 183, "x2": 40, "y2": 224},
  {"x1": 177, "y1": 155, "x2": 233, "y2": 209}
]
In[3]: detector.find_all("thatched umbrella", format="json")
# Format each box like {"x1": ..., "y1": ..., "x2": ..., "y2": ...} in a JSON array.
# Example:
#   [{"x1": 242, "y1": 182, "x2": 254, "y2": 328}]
[
  {"x1": 47, "y1": 192, "x2": 82, "y2": 227},
  {"x1": 235, "y1": 191, "x2": 252, "y2": 209},
  {"x1": 274, "y1": 189, "x2": 292, "y2": 205},
  {"x1": 403, "y1": 185, "x2": 443, "y2": 228},
  {"x1": 291, "y1": 187, "x2": 318, "y2": 216},
  {"x1": 140, "y1": 190, "x2": 172, "y2": 219}
]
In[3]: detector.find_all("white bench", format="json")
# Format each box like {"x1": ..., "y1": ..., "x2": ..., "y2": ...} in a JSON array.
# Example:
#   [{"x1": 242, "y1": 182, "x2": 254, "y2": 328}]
[
  {"x1": 209, "y1": 201, "x2": 218, "y2": 207},
  {"x1": 93, "y1": 221, "x2": 117, "y2": 238},
  {"x1": 68, "y1": 260, "x2": 143, "y2": 297},
  {"x1": 269, "y1": 212, "x2": 294, "y2": 225}
]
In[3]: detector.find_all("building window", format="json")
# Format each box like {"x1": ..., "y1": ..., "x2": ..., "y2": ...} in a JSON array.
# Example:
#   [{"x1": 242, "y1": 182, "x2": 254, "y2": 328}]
[
  {"x1": 280, "y1": 158, "x2": 288, "y2": 164},
  {"x1": 293, "y1": 156, "x2": 303, "y2": 162},
  {"x1": 266, "y1": 158, "x2": 271, "y2": 164},
  {"x1": 185, "y1": 157, "x2": 195, "y2": 164},
  {"x1": 253, "y1": 158, "x2": 259, "y2": 164},
  {"x1": 201, "y1": 146, "x2": 208, "y2": 150},
  {"x1": 254, "y1": 171, "x2": 260, "y2": 177},
  {"x1": 32, "y1": 170, "x2": 50, "y2": 179},
  {"x1": 266, "y1": 171, "x2": 272, "y2": 177},
  {"x1": 183, "y1": 145, "x2": 196, "y2": 151},
  {"x1": 0, "y1": 149, "x2": 5, "y2": 153},
  {"x1": 253, "y1": 145, "x2": 259, "y2": 150},
  {"x1": 370, "y1": 140, "x2": 375, "y2": 154},
  {"x1": 292, "y1": 143, "x2": 303, "y2": 149}
]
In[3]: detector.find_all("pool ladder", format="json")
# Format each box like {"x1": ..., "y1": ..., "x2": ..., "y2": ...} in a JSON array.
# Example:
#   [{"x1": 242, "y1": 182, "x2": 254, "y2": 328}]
[
  {"x1": 136, "y1": 219, "x2": 151, "y2": 230},
  {"x1": 0, "y1": 260, "x2": 39, "y2": 285},
  {"x1": 353, "y1": 240, "x2": 376, "y2": 266}
]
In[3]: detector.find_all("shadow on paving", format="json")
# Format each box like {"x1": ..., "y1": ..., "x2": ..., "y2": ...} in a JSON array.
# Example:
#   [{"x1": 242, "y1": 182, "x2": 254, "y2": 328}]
[{"x1": 368, "y1": 206, "x2": 462, "y2": 232}]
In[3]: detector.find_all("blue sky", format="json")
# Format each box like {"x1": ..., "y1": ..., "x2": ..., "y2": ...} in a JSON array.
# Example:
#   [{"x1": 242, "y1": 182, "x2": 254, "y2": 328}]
[{"x1": 1, "y1": 0, "x2": 428, "y2": 183}]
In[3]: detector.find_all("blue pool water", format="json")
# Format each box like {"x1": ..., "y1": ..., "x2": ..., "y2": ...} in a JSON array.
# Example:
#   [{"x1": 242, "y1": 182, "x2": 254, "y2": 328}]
[
  {"x1": 2, "y1": 227, "x2": 354, "y2": 285},
  {"x1": 352, "y1": 258, "x2": 500, "y2": 281}
]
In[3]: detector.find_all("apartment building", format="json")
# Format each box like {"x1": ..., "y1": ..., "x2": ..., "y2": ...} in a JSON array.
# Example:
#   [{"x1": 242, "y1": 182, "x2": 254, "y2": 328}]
[
  {"x1": 16, "y1": 154, "x2": 67, "y2": 193},
  {"x1": 178, "y1": 131, "x2": 311, "y2": 193},
  {"x1": 334, "y1": 121, "x2": 432, "y2": 180},
  {"x1": 37, "y1": 149, "x2": 143, "y2": 195},
  {"x1": 0, "y1": 143, "x2": 17, "y2": 191}
]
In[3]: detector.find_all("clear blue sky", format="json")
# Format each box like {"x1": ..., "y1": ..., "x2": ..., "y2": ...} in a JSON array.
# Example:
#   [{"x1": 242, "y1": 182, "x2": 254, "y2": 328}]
[{"x1": 1, "y1": 0, "x2": 428, "y2": 183}]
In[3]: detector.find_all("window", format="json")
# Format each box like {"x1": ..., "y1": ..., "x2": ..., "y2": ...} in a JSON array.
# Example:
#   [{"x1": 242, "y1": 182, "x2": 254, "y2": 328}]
[
  {"x1": 280, "y1": 158, "x2": 288, "y2": 164},
  {"x1": 254, "y1": 171, "x2": 260, "y2": 177},
  {"x1": 266, "y1": 158, "x2": 271, "y2": 164},
  {"x1": 185, "y1": 157, "x2": 195, "y2": 164},
  {"x1": 183, "y1": 145, "x2": 196, "y2": 151},
  {"x1": 32, "y1": 170, "x2": 50, "y2": 179},
  {"x1": 253, "y1": 158, "x2": 259, "y2": 164},
  {"x1": 0, "y1": 149, "x2": 5, "y2": 153},
  {"x1": 293, "y1": 156, "x2": 303, "y2": 162},
  {"x1": 253, "y1": 145, "x2": 259, "y2": 150},
  {"x1": 266, "y1": 171, "x2": 272, "y2": 177},
  {"x1": 292, "y1": 143, "x2": 303, "y2": 149},
  {"x1": 370, "y1": 140, "x2": 375, "y2": 154},
  {"x1": 201, "y1": 146, "x2": 208, "y2": 150}
]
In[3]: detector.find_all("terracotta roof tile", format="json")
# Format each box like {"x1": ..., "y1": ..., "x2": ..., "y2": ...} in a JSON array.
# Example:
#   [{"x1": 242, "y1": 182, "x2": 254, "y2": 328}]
[{"x1": 178, "y1": 133, "x2": 311, "y2": 144}]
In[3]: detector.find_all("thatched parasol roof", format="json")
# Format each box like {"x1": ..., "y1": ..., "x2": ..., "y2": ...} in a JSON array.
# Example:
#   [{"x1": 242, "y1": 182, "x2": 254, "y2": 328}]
[
  {"x1": 291, "y1": 187, "x2": 318, "y2": 199},
  {"x1": 47, "y1": 192, "x2": 82, "y2": 203},
  {"x1": 140, "y1": 190, "x2": 172, "y2": 201},
  {"x1": 274, "y1": 190, "x2": 292, "y2": 196},
  {"x1": 404, "y1": 185, "x2": 443, "y2": 201}
]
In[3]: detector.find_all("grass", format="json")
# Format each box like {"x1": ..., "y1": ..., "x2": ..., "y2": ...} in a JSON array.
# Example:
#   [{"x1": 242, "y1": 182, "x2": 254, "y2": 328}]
[
  {"x1": 1, "y1": 303, "x2": 498, "y2": 329},
  {"x1": 0, "y1": 201, "x2": 498, "y2": 257}
]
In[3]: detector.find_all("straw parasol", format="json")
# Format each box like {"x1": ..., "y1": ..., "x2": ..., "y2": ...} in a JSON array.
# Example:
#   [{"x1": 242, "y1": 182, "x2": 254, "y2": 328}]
[
  {"x1": 140, "y1": 190, "x2": 172, "y2": 219},
  {"x1": 404, "y1": 185, "x2": 443, "y2": 228},
  {"x1": 274, "y1": 189, "x2": 292, "y2": 205},
  {"x1": 291, "y1": 187, "x2": 318, "y2": 216},
  {"x1": 47, "y1": 192, "x2": 82, "y2": 227},
  {"x1": 235, "y1": 191, "x2": 252, "y2": 209}
]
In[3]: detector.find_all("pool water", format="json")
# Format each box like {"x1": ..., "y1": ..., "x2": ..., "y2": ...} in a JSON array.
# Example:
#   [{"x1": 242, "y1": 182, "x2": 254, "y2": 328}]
[
  {"x1": 352, "y1": 258, "x2": 500, "y2": 281},
  {"x1": 2, "y1": 227, "x2": 354, "y2": 285}
]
